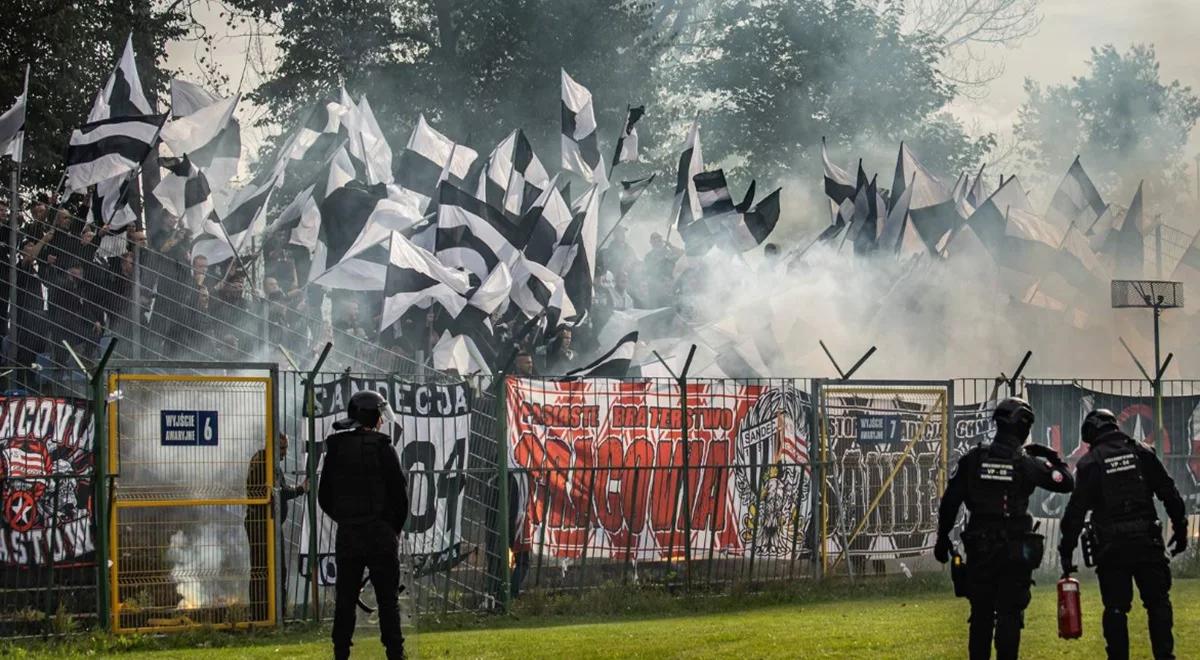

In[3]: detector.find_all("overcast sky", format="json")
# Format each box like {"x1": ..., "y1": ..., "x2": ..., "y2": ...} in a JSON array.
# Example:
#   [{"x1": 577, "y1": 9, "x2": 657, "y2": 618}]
[{"x1": 167, "y1": 0, "x2": 1200, "y2": 172}]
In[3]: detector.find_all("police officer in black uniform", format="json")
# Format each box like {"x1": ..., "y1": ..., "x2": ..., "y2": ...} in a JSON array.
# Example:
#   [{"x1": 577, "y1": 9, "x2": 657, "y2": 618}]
[
  {"x1": 934, "y1": 397, "x2": 1075, "y2": 660},
  {"x1": 318, "y1": 391, "x2": 408, "y2": 660},
  {"x1": 1059, "y1": 409, "x2": 1188, "y2": 660}
]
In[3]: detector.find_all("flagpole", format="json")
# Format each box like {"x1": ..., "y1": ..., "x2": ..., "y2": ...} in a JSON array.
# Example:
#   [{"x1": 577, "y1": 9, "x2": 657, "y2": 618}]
[{"x1": 6, "y1": 64, "x2": 29, "y2": 371}]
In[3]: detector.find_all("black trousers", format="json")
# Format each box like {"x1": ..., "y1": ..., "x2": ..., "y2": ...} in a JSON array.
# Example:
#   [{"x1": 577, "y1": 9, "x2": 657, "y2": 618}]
[
  {"x1": 965, "y1": 544, "x2": 1033, "y2": 660},
  {"x1": 332, "y1": 520, "x2": 404, "y2": 660},
  {"x1": 1097, "y1": 552, "x2": 1174, "y2": 660}
]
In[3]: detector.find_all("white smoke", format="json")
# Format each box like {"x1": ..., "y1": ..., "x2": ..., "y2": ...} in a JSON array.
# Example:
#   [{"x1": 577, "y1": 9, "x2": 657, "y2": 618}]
[
  {"x1": 116, "y1": 381, "x2": 265, "y2": 610},
  {"x1": 167, "y1": 520, "x2": 249, "y2": 609}
]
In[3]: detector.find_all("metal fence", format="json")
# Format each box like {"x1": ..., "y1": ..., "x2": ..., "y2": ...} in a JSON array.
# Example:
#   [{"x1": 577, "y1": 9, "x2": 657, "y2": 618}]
[{"x1": 2, "y1": 371, "x2": 1200, "y2": 638}]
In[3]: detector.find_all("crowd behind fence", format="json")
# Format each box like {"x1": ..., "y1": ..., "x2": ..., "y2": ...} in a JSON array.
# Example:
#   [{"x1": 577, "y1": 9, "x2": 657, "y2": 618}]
[{"x1": 1, "y1": 372, "x2": 1199, "y2": 638}]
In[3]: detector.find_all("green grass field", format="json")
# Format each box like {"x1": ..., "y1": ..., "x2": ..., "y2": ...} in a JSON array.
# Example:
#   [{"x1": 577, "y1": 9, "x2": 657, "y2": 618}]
[{"x1": 9, "y1": 578, "x2": 1198, "y2": 659}]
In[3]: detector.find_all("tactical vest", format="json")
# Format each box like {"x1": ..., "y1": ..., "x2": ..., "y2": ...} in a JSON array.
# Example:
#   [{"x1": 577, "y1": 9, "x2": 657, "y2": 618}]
[
  {"x1": 1094, "y1": 439, "x2": 1153, "y2": 525},
  {"x1": 326, "y1": 430, "x2": 390, "y2": 526},
  {"x1": 967, "y1": 444, "x2": 1028, "y2": 520}
]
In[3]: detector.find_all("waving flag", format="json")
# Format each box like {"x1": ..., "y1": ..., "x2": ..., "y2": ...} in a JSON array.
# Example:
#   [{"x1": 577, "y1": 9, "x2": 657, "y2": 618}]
[
  {"x1": 564, "y1": 331, "x2": 639, "y2": 379},
  {"x1": 561, "y1": 69, "x2": 608, "y2": 187},
  {"x1": 612, "y1": 105, "x2": 645, "y2": 167}
]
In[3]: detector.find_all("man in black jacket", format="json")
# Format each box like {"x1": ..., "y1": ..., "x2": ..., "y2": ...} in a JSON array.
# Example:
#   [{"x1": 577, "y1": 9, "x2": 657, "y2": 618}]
[
  {"x1": 1059, "y1": 409, "x2": 1188, "y2": 660},
  {"x1": 934, "y1": 397, "x2": 1075, "y2": 660},
  {"x1": 318, "y1": 391, "x2": 408, "y2": 660}
]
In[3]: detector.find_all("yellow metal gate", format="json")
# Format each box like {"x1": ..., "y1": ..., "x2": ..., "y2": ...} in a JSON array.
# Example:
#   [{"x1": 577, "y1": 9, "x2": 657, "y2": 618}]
[
  {"x1": 107, "y1": 373, "x2": 275, "y2": 632},
  {"x1": 816, "y1": 380, "x2": 951, "y2": 576}
]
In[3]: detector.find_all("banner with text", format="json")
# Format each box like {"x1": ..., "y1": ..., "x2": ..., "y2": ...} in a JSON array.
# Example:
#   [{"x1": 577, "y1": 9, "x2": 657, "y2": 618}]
[
  {"x1": 0, "y1": 396, "x2": 95, "y2": 568},
  {"x1": 506, "y1": 378, "x2": 812, "y2": 561},
  {"x1": 298, "y1": 375, "x2": 472, "y2": 585}
]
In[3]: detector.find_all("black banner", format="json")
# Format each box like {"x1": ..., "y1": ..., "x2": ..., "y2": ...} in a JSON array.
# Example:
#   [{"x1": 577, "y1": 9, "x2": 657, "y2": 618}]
[
  {"x1": 1026, "y1": 383, "x2": 1200, "y2": 515},
  {"x1": 307, "y1": 374, "x2": 472, "y2": 419}
]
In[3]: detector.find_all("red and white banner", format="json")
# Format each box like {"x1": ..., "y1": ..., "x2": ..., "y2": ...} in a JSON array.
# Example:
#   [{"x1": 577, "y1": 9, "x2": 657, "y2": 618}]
[{"x1": 506, "y1": 378, "x2": 812, "y2": 560}]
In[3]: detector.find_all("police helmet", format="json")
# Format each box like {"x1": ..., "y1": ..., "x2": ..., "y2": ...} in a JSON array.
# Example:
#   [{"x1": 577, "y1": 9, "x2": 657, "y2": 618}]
[
  {"x1": 993, "y1": 397, "x2": 1035, "y2": 439},
  {"x1": 1081, "y1": 408, "x2": 1119, "y2": 445},
  {"x1": 332, "y1": 390, "x2": 393, "y2": 430}
]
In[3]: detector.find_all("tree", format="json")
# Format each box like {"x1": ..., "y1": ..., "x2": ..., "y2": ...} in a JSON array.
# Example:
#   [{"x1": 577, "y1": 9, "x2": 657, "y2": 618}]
[
  {"x1": 0, "y1": 1, "x2": 194, "y2": 189},
  {"x1": 900, "y1": 0, "x2": 1041, "y2": 95},
  {"x1": 1014, "y1": 44, "x2": 1200, "y2": 205},
  {"x1": 223, "y1": 0, "x2": 667, "y2": 166},
  {"x1": 669, "y1": 0, "x2": 993, "y2": 185}
]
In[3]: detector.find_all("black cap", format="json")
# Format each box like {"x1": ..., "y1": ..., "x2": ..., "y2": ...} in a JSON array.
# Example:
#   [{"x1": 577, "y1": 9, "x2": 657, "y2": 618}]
[{"x1": 332, "y1": 390, "x2": 387, "y2": 430}]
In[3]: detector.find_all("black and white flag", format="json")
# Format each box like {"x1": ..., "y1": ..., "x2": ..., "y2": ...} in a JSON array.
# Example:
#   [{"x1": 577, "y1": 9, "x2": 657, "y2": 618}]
[
  {"x1": 612, "y1": 105, "x2": 644, "y2": 167},
  {"x1": 380, "y1": 230, "x2": 471, "y2": 331},
  {"x1": 190, "y1": 173, "x2": 277, "y2": 265},
  {"x1": 394, "y1": 114, "x2": 479, "y2": 201},
  {"x1": 821, "y1": 137, "x2": 855, "y2": 206},
  {"x1": 563, "y1": 331, "x2": 638, "y2": 379},
  {"x1": 618, "y1": 174, "x2": 655, "y2": 218},
  {"x1": 154, "y1": 155, "x2": 212, "y2": 236},
  {"x1": 283, "y1": 98, "x2": 352, "y2": 165},
  {"x1": 476, "y1": 129, "x2": 550, "y2": 218},
  {"x1": 307, "y1": 178, "x2": 426, "y2": 290},
  {"x1": 1046, "y1": 156, "x2": 1107, "y2": 231},
  {"x1": 66, "y1": 113, "x2": 164, "y2": 192},
  {"x1": 550, "y1": 184, "x2": 601, "y2": 315},
  {"x1": 670, "y1": 121, "x2": 704, "y2": 232},
  {"x1": 163, "y1": 83, "x2": 241, "y2": 193},
  {"x1": 87, "y1": 34, "x2": 153, "y2": 122},
  {"x1": 0, "y1": 70, "x2": 27, "y2": 162},
  {"x1": 685, "y1": 170, "x2": 781, "y2": 254},
  {"x1": 560, "y1": 69, "x2": 608, "y2": 188},
  {"x1": 516, "y1": 176, "x2": 573, "y2": 267},
  {"x1": 435, "y1": 182, "x2": 522, "y2": 282}
]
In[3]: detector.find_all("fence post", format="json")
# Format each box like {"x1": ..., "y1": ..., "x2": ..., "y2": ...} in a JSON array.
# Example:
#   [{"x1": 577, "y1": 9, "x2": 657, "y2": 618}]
[
  {"x1": 494, "y1": 374, "x2": 512, "y2": 612},
  {"x1": 811, "y1": 379, "x2": 824, "y2": 580},
  {"x1": 678, "y1": 373, "x2": 692, "y2": 592},
  {"x1": 304, "y1": 342, "x2": 332, "y2": 623},
  {"x1": 91, "y1": 339, "x2": 117, "y2": 631}
]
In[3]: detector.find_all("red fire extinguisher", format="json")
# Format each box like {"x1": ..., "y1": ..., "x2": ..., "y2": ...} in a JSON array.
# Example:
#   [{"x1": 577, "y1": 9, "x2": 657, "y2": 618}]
[{"x1": 1057, "y1": 577, "x2": 1083, "y2": 639}]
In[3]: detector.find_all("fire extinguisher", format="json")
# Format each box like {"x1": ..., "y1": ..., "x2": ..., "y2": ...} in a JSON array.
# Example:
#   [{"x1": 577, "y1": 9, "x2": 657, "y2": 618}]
[{"x1": 1057, "y1": 576, "x2": 1083, "y2": 639}]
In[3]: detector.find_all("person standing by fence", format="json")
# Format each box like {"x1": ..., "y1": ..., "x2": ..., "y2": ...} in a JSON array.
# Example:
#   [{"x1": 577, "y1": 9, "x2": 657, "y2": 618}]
[
  {"x1": 318, "y1": 390, "x2": 408, "y2": 660},
  {"x1": 1059, "y1": 409, "x2": 1188, "y2": 660},
  {"x1": 934, "y1": 397, "x2": 1075, "y2": 660}
]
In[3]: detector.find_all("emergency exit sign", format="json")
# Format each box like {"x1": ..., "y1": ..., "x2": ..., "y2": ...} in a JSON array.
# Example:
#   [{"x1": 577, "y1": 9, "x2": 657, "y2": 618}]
[
  {"x1": 161, "y1": 410, "x2": 219, "y2": 446},
  {"x1": 857, "y1": 414, "x2": 902, "y2": 445}
]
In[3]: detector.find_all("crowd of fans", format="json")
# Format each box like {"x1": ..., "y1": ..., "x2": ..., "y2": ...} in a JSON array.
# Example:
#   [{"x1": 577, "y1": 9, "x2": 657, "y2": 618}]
[{"x1": 0, "y1": 188, "x2": 741, "y2": 384}]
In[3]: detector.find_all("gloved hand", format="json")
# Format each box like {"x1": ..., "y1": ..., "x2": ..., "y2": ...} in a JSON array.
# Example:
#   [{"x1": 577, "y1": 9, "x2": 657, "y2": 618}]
[
  {"x1": 1169, "y1": 522, "x2": 1188, "y2": 556},
  {"x1": 1059, "y1": 546, "x2": 1078, "y2": 578},
  {"x1": 934, "y1": 535, "x2": 952, "y2": 564},
  {"x1": 1024, "y1": 443, "x2": 1061, "y2": 462}
]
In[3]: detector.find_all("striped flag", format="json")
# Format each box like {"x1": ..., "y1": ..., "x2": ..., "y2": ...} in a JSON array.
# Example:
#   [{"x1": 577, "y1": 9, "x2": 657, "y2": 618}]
[
  {"x1": 477, "y1": 129, "x2": 550, "y2": 219},
  {"x1": 66, "y1": 114, "x2": 164, "y2": 192},
  {"x1": 611, "y1": 105, "x2": 644, "y2": 167},
  {"x1": 380, "y1": 230, "x2": 471, "y2": 331},
  {"x1": 560, "y1": 69, "x2": 608, "y2": 188},
  {"x1": 618, "y1": 174, "x2": 655, "y2": 218},
  {"x1": 564, "y1": 331, "x2": 638, "y2": 379}
]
